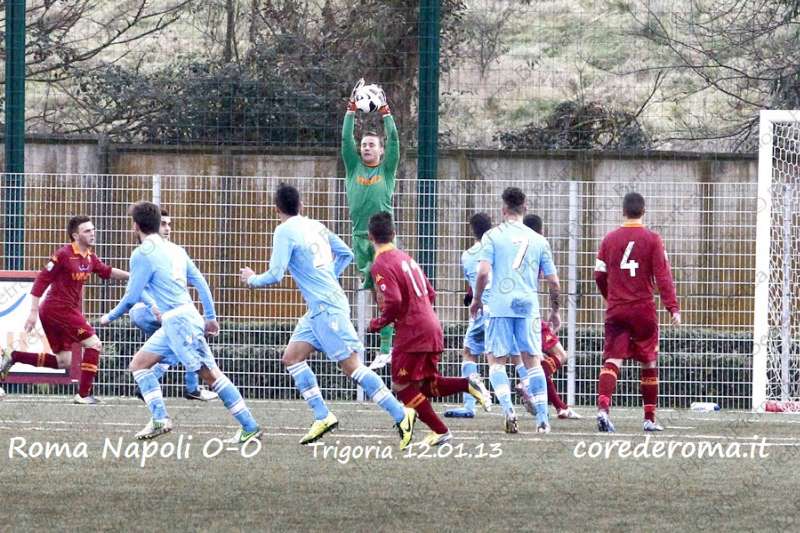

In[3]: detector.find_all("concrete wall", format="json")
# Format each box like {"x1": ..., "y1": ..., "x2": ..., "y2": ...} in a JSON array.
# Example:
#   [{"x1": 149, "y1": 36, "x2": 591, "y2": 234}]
[
  {"x1": 0, "y1": 136, "x2": 103, "y2": 175},
  {"x1": 3, "y1": 136, "x2": 759, "y2": 327}
]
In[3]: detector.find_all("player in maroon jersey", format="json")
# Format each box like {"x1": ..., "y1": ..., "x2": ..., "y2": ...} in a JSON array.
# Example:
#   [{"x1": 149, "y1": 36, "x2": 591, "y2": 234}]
[
  {"x1": 514, "y1": 214, "x2": 581, "y2": 420},
  {"x1": 0, "y1": 216, "x2": 129, "y2": 403},
  {"x1": 366, "y1": 212, "x2": 491, "y2": 446},
  {"x1": 594, "y1": 193, "x2": 680, "y2": 432}
]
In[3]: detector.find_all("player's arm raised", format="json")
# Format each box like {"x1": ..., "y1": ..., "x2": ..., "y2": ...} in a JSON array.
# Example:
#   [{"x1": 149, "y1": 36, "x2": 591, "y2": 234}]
[
  {"x1": 381, "y1": 91, "x2": 400, "y2": 182},
  {"x1": 368, "y1": 262, "x2": 402, "y2": 333},
  {"x1": 594, "y1": 238, "x2": 609, "y2": 300},
  {"x1": 241, "y1": 226, "x2": 293, "y2": 288},
  {"x1": 341, "y1": 79, "x2": 364, "y2": 175},
  {"x1": 102, "y1": 250, "x2": 154, "y2": 325},
  {"x1": 653, "y1": 234, "x2": 681, "y2": 326}
]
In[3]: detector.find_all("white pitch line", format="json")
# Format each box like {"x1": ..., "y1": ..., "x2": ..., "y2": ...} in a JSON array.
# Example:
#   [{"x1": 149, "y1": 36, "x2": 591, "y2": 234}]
[{"x1": 5, "y1": 398, "x2": 800, "y2": 429}]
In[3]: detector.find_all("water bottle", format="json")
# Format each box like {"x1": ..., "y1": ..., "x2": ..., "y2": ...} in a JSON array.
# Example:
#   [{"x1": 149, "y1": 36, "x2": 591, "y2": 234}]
[{"x1": 690, "y1": 402, "x2": 720, "y2": 412}]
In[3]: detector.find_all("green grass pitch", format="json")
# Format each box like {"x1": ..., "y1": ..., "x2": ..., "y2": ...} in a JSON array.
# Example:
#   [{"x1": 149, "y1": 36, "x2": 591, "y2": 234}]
[{"x1": 0, "y1": 396, "x2": 798, "y2": 531}]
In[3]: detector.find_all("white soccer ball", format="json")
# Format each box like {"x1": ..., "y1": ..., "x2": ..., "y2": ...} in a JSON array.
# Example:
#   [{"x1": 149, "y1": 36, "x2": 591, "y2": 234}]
[{"x1": 354, "y1": 84, "x2": 384, "y2": 113}]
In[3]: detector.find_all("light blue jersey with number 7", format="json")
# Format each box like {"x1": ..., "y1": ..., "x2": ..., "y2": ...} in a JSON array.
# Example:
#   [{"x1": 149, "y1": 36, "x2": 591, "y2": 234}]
[{"x1": 478, "y1": 219, "x2": 556, "y2": 318}]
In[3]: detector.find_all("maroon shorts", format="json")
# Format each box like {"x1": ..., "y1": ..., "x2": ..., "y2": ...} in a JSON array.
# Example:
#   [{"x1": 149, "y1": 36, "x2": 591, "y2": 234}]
[
  {"x1": 541, "y1": 322, "x2": 560, "y2": 353},
  {"x1": 39, "y1": 306, "x2": 94, "y2": 353},
  {"x1": 391, "y1": 351, "x2": 441, "y2": 385},
  {"x1": 603, "y1": 303, "x2": 659, "y2": 364}
]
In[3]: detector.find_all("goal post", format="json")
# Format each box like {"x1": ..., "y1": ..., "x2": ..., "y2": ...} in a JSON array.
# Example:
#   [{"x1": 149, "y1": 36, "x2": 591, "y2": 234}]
[{"x1": 754, "y1": 110, "x2": 800, "y2": 411}]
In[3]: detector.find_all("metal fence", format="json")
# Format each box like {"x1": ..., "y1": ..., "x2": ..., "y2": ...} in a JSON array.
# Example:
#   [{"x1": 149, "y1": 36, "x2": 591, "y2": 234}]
[{"x1": 1, "y1": 173, "x2": 758, "y2": 408}]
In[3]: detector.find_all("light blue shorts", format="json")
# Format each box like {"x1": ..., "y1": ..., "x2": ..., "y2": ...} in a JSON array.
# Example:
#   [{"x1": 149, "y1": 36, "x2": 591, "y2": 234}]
[
  {"x1": 464, "y1": 312, "x2": 487, "y2": 356},
  {"x1": 289, "y1": 309, "x2": 364, "y2": 362},
  {"x1": 486, "y1": 316, "x2": 541, "y2": 357},
  {"x1": 141, "y1": 305, "x2": 217, "y2": 373},
  {"x1": 130, "y1": 303, "x2": 161, "y2": 338}
]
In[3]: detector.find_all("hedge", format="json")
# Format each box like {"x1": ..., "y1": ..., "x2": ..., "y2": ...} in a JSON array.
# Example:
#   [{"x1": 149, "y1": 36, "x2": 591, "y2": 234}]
[{"x1": 4, "y1": 320, "x2": 766, "y2": 408}]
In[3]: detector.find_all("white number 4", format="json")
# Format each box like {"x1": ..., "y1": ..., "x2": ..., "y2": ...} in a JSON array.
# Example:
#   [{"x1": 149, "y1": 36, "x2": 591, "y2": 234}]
[{"x1": 620, "y1": 241, "x2": 639, "y2": 277}]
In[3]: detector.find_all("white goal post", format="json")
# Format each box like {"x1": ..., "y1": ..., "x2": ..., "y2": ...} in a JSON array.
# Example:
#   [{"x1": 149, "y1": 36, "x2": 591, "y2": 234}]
[{"x1": 754, "y1": 110, "x2": 800, "y2": 411}]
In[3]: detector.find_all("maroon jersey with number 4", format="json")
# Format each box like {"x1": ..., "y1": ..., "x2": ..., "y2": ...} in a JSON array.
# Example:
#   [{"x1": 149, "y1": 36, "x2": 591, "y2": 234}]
[
  {"x1": 369, "y1": 244, "x2": 443, "y2": 354},
  {"x1": 594, "y1": 222, "x2": 679, "y2": 316},
  {"x1": 32, "y1": 242, "x2": 113, "y2": 311}
]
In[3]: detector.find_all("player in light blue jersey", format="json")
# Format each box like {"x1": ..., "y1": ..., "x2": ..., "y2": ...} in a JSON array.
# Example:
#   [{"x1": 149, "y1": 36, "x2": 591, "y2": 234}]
[
  {"x1": 240, "y1": 183, "x2": 416, "y2": 449},
  {"x1": 445, "y1": 212, "x2": 529, "y2": 420},
  {"x1": 443, "y1": 213, "x2": 495, "y2": 418},
  {"x1": 128, "y1": 207, "x2": 217, "y2": 402},
  {"x1": 469, "y1": 187, "x2": 561, "y2": 433},
  {"x1": 101, "y1": 201, "x2": 260, "y2": 443}
]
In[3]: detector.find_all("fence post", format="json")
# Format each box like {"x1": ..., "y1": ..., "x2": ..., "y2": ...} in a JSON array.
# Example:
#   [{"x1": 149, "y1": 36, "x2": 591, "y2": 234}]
[
  {"x1": 152, "y1": 174, "x2": 162, "y2": 205},
  {"x1": 356, "y1": 290, "x2": 367, "y2": 401},
  {"x1": 416, "y1": 0, "x2": 440, "y2": 280},
  {"x1": 567, "y1": 180, "x2": 579, "y2": 406},
  {"x1": 3, "y1": 0, "x2": 26, "y2": 270}
]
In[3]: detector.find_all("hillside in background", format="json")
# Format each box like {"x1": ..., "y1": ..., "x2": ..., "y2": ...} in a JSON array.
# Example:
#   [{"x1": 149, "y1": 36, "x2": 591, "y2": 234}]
[
  {"x1": 442, "y1": 0, "x2": 754, "y2": 151},
  {"x1": 4, "y1": 0, "x2": 793, "y2": 152}
]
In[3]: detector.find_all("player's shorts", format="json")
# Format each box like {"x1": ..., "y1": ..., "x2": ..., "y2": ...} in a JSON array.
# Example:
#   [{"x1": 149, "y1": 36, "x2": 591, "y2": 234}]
[
  {"x1": 486, "y1": 316, "x2": 542, "y2": 357},
  {"x1": 603, "y1": 302, "x2": 659, "y2": 364},
  {"x1": 541, "y1": 321, "x2": 560, "y2": 353},
  {"x1": 391, "y1": 351, "x2": 440, "y2": 385},
  {"x1": 464, "y1": 310, "x2": 487, "y2": 355},
  {"x1": 129, "y1": 303, "x2": 161, "y2": 338},
  {"x1": 289, "y1": 309, "x2": 364, "y2": 362},
  {"x1": 39, "y1": 305, "x2": 95, "y2": 353},
  {"x1": 141, "y1": 304, "x2": 217, "y2": 373},
  {"x1": 352, "y1": 233, "x2": 376, "y2": 290}
]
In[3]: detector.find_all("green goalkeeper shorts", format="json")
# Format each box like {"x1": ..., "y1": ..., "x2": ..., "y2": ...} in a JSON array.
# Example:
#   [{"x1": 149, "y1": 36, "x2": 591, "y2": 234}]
[{"x1": 352, "y1": 233, "x2": 376, "y2": 290}]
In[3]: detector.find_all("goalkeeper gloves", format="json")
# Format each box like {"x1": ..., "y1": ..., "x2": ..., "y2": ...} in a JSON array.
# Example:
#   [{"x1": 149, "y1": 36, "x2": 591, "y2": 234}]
[
  {"x1": 375, "y1": 87, "x2": 391, "y2": 116},
  {"x1": 348, "y1": 78, "x2": 365, "y2": 113}
]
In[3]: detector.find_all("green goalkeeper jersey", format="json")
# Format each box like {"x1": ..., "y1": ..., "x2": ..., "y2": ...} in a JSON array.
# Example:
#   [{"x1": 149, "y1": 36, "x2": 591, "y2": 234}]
[{"x1": 341, "y1": 111, "x2": 399, "y2": 236}]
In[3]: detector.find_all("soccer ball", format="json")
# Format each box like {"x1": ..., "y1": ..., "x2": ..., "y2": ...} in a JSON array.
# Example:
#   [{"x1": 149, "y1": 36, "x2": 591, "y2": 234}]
[{"x1": 354, "y1": 84, "x2": 384, "y2": 113}]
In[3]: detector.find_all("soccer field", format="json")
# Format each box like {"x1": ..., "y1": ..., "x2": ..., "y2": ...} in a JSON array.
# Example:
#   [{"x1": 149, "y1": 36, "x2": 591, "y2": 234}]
[{"x1": 1, "y1": 397, "x2": 798, "y2": 532}]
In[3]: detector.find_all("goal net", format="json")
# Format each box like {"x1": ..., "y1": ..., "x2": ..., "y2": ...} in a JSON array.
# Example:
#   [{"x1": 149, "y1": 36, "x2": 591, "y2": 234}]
[{"x1": 754, "y1": 111, "x2": 800, "y2": 411}]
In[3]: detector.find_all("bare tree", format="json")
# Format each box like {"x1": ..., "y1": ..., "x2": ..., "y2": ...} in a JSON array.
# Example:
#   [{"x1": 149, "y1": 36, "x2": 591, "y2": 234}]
[
  {"x1": 619, "y1": 0, "x2": 800, "y2": 150},
  {"x1": 0, "y1": 0, "x2": 191, "y2": 132},
  {"x1": 0, "y1": 1, "x2": 191, "y2": 81},
  {"x1": 4, "y1": 0, "x2": 471, "y2": 144},
  {"x1": 459, "y1": 1, "x2": 518, "y2": 79}
]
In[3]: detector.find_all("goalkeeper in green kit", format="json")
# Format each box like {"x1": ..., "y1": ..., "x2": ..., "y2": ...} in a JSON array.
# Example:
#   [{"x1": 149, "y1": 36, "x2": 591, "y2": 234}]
[{"x1": 342, "y1": 79, "x2": 399, "y2": 369}]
